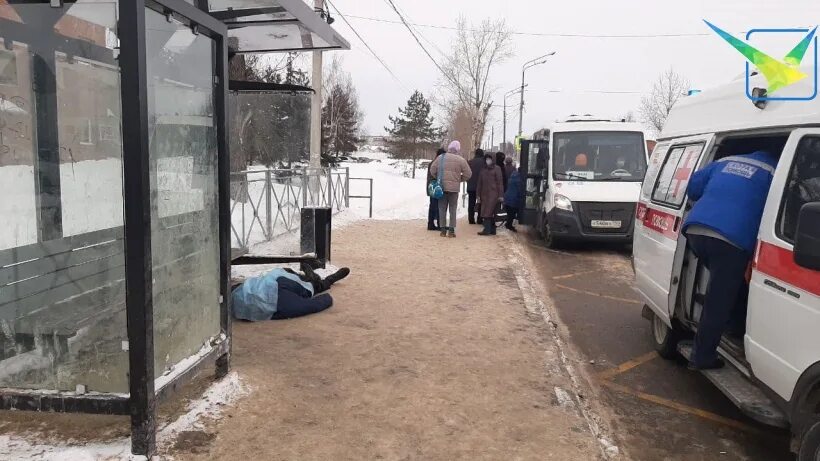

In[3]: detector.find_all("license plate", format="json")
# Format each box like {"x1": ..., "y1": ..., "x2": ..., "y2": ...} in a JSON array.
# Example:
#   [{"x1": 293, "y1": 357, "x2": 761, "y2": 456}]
[{"x1": 591, "y1": 220, "x2": 622, "y2": 228}]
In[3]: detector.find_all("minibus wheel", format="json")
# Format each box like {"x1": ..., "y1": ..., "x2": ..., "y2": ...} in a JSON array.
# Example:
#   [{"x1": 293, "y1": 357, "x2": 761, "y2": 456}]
[
  {"x1": 543, "y1": 221, "x2": 561, "y2": 249},
  {"x1": 651, "y1": 311, "x2": 679, "y2": 359},
  {"x1": 798, "y1": 420, "x2": 820, "y2": 461}
]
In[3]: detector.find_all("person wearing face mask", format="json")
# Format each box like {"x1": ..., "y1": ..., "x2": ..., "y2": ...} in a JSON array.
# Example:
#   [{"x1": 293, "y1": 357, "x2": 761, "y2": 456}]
[{"x1": 476, "y1": 152, "x2": 505, "y2": 236}]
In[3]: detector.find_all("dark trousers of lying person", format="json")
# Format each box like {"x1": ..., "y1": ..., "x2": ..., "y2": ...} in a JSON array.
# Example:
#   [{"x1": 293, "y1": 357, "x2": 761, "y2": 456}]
[
  {"x1": 273, "y1": 277, "x2": 333, "y2": 319},
  {"x1": 272, "y1": 266, "x2": 351, "y2": 320}
]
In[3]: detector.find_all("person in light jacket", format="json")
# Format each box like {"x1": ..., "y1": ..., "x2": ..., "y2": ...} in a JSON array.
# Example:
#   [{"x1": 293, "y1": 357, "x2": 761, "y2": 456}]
[
  {"x1": 476, "y1": 152, "x2": 505, "y2": 236},
  {"x1": 430, "y1": 140, "x2": 472, "y2": 238}
]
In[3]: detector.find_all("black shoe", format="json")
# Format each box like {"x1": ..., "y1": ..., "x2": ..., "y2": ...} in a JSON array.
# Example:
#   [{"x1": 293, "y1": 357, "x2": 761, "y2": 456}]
[
  {"x1": 506, "y1": 225, "x2": 518, "y2": 232},
  {"x1": 427, "y1": 226, "x2": 440, "y2": 231},
  {"x1": 324, "y1": 267, "x2": 350, "y2": 286},
  {"x1": 688, "y1": 358, "x2": 725, "y2": 371}
]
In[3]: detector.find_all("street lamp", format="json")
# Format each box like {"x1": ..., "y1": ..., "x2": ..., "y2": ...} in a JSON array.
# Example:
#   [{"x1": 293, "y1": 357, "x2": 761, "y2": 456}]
[
  {"x1": 518, "y1": 52, "x2": 556, "y2": 138},
  {"x1": 503, "y1": 86, "x2": 524, "y2": 153}
]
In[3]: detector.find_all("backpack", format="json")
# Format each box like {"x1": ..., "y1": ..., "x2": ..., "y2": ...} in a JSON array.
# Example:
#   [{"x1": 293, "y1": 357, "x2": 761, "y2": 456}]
[{"x1": 428, "y1": 154, "x2": 446, "y2": 199}]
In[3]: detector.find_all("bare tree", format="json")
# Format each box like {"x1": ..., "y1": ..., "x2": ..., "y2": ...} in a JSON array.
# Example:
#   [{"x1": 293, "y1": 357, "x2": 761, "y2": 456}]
[
  {"x1": 438, "y1": 17, "x2": 513, "y2": 150},
  {"x1": 619, "y1": 111, "x2": 637, "y2": 123},
  {"x1": 639, "y1": 68, "x2": 690, "y2": 135}
]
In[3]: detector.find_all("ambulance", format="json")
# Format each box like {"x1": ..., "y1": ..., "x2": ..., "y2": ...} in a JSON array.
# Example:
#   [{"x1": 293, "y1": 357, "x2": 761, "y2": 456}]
[{"x1": 633, "y1": 70, "x2": 820, "y2": 458}]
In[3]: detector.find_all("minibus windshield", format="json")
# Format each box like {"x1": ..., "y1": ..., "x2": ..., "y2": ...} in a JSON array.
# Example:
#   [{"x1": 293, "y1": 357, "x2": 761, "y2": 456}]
[{"x1": 553, "y1": 131, "x2": 647, "y2": 182}]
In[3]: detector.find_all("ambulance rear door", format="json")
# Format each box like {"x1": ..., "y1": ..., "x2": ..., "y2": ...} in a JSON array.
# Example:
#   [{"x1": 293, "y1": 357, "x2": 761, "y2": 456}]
[{"x1": 633, "y1": 134, "x2": 714, "y2": 323}]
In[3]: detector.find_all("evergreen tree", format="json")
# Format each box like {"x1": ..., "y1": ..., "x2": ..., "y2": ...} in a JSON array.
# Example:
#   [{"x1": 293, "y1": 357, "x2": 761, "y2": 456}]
[
  {"x1": 385, "y1": 91, "x2": 443, "y2": 179},
  {"x1": 321, "y1": 80, "x2": 361, "y2": 165}
]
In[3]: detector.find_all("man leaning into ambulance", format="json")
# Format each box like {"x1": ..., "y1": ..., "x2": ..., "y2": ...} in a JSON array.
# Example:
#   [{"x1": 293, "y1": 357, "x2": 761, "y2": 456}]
[{"x1": 682, "y1": 146, "x2": 778, "y2": 370}]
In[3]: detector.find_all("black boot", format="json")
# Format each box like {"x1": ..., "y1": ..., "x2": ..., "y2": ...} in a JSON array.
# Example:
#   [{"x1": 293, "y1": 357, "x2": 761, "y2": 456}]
[
  {"x1": 304, "y1": 266, "x2": 350, "y2": 293},
  {"x1": 478, "y1": 220, "x2": 493, "y2": 236}
]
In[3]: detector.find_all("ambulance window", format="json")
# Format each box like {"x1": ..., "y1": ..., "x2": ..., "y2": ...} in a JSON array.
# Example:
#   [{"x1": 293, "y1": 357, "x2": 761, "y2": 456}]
[
  {"x1": 777, "y1": 136, "x2": 820, "y2": 244},
  {"x1": 651, "y1": 143, "x2": 704, "y2": 208}
]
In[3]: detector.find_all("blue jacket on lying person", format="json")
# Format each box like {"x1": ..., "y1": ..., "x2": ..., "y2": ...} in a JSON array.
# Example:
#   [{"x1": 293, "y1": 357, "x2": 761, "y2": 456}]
[{"x1": 232, "y1": 266, "x2": 350, "y2": 321}]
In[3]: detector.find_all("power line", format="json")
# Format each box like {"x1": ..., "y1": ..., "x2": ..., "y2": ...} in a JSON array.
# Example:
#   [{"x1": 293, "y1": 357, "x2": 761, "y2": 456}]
[
  {"x1": 346, "y1": 14, "x2": 743, "y2": 39},
  {"x1": 381, "y1": 0, "x2": 448, "y2": 75},
  {"x1": 325, "y1": 0, "x2": 408, "y2": 90}
]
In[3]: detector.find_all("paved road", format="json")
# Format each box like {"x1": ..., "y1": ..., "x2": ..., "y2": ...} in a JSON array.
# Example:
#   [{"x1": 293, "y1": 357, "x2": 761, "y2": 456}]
[{"x1": 520, "y1": 230, "x2": 793, "y2": 461}]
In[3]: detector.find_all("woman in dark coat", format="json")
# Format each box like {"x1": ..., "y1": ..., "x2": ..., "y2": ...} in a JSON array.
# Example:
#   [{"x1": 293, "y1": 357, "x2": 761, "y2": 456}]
[
  {"x1": 476, "y1": 152, "x2": 505, "y2": 236},
  {"x1": 495, "y1": 151, "x2": 509, "y2": 191}
]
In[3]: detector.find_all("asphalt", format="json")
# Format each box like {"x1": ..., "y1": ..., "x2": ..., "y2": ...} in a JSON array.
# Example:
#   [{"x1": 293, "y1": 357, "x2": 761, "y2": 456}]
[{"x1": 520, "y1": 230, "x2": 793, "y2": 461}]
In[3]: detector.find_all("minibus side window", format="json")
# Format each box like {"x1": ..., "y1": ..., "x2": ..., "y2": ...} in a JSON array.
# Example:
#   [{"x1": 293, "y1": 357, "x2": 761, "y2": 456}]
[
  {"x1": 777, "y1": 136, "x2": 820, "y2": 244},
  {"x1": 651, "y1": 143, "x2": 704, "y2": 208}
]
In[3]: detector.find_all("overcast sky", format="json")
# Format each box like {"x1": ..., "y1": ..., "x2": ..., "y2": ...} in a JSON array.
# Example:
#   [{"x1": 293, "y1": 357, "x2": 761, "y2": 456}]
[{"x1": 323, "y1": 0, "x2": 820, "y2": 142}]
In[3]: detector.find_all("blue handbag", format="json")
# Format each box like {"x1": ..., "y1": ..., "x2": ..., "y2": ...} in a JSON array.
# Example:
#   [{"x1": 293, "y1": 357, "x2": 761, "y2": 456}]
[{"x1": 428, "y1": 154, "x2": 446, "y2": 199}]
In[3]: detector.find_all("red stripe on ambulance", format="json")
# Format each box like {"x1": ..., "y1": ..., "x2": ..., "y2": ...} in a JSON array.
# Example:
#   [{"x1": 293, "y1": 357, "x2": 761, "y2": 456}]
[
  {"x1": 755, "y1": 241, "x2": 820, "y2": 298},
  {"x1": 637, "y1": 202, "x2": 679, "y2": 239}
]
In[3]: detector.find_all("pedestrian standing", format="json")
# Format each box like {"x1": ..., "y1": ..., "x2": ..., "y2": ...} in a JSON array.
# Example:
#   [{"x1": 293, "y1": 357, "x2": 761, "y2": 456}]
[
  {"x1": 496, "y1": 152, "x2": 509, "y2": 191},
  {"x1": 466, "y1": 149, "x2": 485, "y2": 225},
  {"x1": 504, "y1": 156, "x2": 516, "y2": 182},
  {"x1": 503, "y1": 167, "x2": 525, "y2": 232},
  {"x1": 430, "y1": 140, "x2": 472, "y2": 238},
  {"x1": 477, "y1": 152, "x2": 505, "y2": 236},
  {"x1": 426, "y1": 148, "x2": 446, "y2": 231}
]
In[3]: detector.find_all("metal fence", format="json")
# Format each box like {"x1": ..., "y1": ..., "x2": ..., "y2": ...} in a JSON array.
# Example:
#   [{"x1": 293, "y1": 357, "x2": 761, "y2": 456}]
[
  {"x1": 349, "y1": 177, "x2": 374, "y2": 218},
  {"x1": 230, "y1": 167, "x2": 349, "y2": 251}
]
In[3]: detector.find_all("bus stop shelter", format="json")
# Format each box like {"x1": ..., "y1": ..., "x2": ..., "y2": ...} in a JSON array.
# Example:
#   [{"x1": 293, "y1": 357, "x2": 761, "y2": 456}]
[{"x1": 0, "y1": 0, "x2": 347, "y2": 456}]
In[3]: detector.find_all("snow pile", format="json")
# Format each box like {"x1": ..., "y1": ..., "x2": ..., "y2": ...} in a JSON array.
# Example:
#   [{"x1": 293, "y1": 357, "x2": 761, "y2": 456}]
[
  {"x1": 157, "y1": 371, "x2": 248, "y2": 443},
  {"x1": 0, "y1": 372, "x2": 248, "y2": 461},
  {"x1": 334, "y1": 152, "x2": 467, "y2": 227}
]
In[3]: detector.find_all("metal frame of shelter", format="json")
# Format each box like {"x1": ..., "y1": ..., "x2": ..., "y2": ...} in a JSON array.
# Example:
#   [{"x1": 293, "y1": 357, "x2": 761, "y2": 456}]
[{"x1": 0, "y1": 0, "x2": 347, "y2": 456}]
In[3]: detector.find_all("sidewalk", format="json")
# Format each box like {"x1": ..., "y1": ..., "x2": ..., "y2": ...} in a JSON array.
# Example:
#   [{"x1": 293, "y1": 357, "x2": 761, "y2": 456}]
[{"x1": 190, "y1": 219, "x2": 612, "y2": 460}]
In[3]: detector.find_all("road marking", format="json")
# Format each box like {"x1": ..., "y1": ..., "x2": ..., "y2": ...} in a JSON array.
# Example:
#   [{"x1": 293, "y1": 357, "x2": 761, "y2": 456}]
[
  {"x1": 552, "y1": 269, "x2": 602, "y2": 280},
  {"x1": 596, "y1": 351, "x2": 658, "y2": 381},
  {"x1": 600, "y1": 380, "x2": 768, "y2": 436},
  {"x1": 598, "y1": 352, "x2": 771, "y2": 437},
  {"x1": 553, "y1": 283, "x2": 643, "y2": 305}
]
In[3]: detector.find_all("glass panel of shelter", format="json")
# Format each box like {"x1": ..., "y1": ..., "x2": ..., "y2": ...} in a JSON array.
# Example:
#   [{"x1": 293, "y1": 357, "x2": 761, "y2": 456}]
[
  {"x1": 144, "y1": 8, "x2": 222, "y2": 382},
  {"x1": 0, "y1": 2, "x2": 129, "y2": 393}
]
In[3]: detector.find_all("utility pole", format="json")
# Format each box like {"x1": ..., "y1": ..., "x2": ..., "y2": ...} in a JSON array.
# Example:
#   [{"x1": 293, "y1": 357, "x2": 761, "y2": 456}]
[
  {"x1": 490, "y1": 126, "x2": 494, "y2": 150},
  {"x1": 518, "y1": 52, "x2": 556, "y2": 138},
  {"x1": 503, "y1": 86, "x2": 523, "y2": 154},
  {"x1": 309, "y1": 0, "x2": 325, "y2": 169}
]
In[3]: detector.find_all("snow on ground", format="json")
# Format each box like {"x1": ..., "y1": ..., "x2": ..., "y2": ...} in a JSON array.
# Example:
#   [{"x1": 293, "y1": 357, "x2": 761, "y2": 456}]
[
  {"x1": 0, "y1": 372, "x2": 247, "y2": 461},
  {"x1": 335, "y1": 151, "x2": 466, "y2": 226}
]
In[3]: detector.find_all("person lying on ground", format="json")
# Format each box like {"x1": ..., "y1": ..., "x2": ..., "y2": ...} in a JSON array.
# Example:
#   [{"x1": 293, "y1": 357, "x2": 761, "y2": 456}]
[{"x1": 232, "y1": 265, "x2": 350, "y2": 321}]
